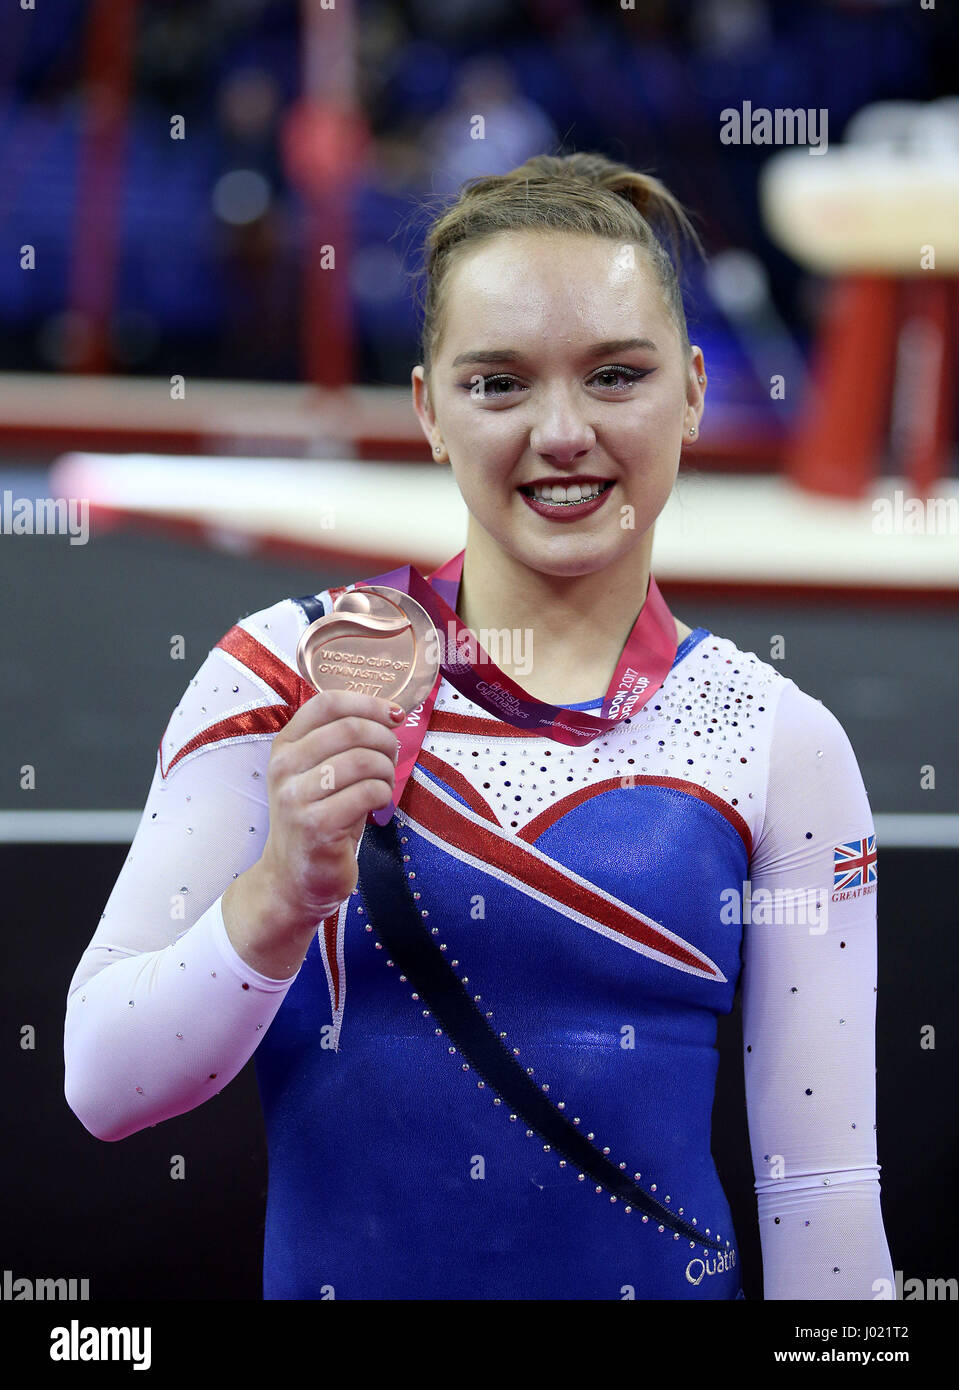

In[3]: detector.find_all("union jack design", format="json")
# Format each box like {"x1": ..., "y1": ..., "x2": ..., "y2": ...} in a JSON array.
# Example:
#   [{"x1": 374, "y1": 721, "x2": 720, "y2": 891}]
[
  {"x1": 320, "y1": 754, "x2": 736, "y2": 1049},
  {"x1": 832, "y1": 835, "x2": 878, "y2": 891}
]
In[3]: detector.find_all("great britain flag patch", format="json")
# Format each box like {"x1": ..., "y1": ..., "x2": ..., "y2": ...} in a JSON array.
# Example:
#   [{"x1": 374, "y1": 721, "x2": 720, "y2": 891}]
[{"x1": 832, "y1": 835, "x2": 878, "y2": 891}]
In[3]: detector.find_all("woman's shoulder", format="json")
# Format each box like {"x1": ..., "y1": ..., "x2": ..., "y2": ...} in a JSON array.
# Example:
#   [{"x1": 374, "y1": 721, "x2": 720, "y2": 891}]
[
  {"x1": 157, "y1": 586, "x2": 339, "y2": 779},
  {"x1": 692, "y1": 628, "x2": 861, "y2": 768},
  {"x1": 682, "y1": 627, "x2": 860, "y2": 748},
  {"x1": 224, "y1": 583, "x2": 341, "y2": 657},
  {"x1": 679, "y1": 626, "x2": 791, "y2": 693}
]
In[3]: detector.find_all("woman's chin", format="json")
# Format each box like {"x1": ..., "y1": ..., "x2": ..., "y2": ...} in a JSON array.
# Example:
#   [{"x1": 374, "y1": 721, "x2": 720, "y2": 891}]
[{"x1": 507, "y1": 528, "x2": 630, "y2": 577}]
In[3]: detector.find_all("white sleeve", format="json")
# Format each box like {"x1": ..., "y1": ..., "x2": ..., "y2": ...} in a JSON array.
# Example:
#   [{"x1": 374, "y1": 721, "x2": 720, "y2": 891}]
[
  {"x1": 63, "y1": 615, "x2": 304, "y2": 1142},
  {"x1": 742, "y1": 678, "x2": 895, "y2": 1299}
]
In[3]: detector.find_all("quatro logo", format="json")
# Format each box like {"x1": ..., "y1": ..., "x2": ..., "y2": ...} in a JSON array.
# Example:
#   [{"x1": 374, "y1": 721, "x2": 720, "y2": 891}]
[{"x1": 686, "y1": 1249, "x2": 737, "y2": 1285}]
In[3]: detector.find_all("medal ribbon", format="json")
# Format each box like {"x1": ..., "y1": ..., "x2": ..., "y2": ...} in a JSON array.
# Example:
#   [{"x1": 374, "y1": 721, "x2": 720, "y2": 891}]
[{"x1": 353, "y1": 549, "x2": 677, "y2": 825}]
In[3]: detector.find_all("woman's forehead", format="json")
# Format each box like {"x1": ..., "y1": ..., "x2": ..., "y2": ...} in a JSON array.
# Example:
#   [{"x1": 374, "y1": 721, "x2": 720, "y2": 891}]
[
  {"x1": 441, "y1": 238, "x2": 671, "y2": 348},
  {"x1": 447, "y1": 233, "x2": 664, "y2": 318},
  {"x1": 451, "y1": 229, "x2": 654, "y2": 281}
]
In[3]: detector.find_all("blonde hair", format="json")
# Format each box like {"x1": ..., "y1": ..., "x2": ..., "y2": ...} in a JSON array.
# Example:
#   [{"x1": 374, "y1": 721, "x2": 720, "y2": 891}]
[{"x1": 410, "y1": 151, "x2": 705, "y2": 388}]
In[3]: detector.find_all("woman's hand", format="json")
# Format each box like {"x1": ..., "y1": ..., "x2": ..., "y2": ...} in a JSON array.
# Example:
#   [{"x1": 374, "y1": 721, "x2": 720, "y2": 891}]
[
  {"x1": 256, "y1": 689, "x2": 404, "y2": 929},
  {"x1": 222, "y1": 690, "x2": 404, "y2": 976}
]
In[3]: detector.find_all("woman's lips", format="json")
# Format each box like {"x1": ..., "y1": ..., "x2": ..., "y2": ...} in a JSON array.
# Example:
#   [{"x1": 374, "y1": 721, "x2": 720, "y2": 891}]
[{"x1": 518, "y1": 480, "x2": 615, "y2": 522}]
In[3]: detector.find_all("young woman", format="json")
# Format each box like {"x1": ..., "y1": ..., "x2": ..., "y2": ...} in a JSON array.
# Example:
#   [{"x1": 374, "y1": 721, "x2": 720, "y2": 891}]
[{"x1": 64, "y1": 152, "x2": 894, "y2": 1300}]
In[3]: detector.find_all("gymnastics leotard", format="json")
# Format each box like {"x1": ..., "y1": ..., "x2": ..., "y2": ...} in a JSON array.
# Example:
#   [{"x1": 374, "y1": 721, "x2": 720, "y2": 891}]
[{"x1": 63, "y1": 575, "x2": 895, "y2": 1299}]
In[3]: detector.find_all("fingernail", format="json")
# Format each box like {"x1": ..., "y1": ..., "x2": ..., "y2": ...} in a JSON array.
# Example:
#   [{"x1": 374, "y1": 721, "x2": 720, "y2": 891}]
[{"x1": 388, "y1": 704, "x2": 405, "y2": 722}]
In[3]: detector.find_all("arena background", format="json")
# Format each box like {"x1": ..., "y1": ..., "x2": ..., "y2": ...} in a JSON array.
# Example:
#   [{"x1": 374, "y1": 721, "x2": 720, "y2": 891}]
[{"x1": 1, "y1": 0, "x2": 957, "y2": 1313}]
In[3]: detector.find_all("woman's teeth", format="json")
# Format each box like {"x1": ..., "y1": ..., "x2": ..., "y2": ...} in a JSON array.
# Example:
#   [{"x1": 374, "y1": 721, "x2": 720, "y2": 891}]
[{"x1": 524, "y1": 481, "x2": 610, "y2": 504}]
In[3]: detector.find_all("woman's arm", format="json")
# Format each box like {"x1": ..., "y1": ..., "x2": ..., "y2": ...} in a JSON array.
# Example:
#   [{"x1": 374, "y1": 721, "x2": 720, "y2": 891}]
[
  {"x1": 62, "y1": 596, "x2": 319, "y2": 1142},
  {"x1": 742, "y1": 678, "x2": 895, "y2": 1299}
]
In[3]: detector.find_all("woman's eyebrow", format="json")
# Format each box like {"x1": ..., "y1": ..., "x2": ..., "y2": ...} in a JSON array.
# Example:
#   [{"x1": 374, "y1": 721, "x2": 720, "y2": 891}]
[{"x1": 450, "y1": 337, "x2": 659, "y2": 368}]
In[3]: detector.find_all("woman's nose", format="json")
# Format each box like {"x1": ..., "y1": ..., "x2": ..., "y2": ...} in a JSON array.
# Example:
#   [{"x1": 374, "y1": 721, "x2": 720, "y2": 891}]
[{"x1": 529, "y1": 395, "x2": 595, "y2": 460}]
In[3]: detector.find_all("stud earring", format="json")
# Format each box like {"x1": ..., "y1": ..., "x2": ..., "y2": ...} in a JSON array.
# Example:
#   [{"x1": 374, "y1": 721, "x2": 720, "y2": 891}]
[
  {"x1": 689, "y1": 427, "x2": 696, "y2": 436},
  {"x1": 698, "y1": 375, "x2": 705, "y2": 383}
]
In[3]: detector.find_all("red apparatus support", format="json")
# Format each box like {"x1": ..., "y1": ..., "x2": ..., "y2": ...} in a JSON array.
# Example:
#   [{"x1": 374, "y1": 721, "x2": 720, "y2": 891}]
[{"x1": 66, "y1": 0, "x2": 139, "y2": 374}]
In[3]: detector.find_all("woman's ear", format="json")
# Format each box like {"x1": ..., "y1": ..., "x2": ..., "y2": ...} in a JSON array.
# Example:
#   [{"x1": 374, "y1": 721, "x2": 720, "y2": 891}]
[
  {"x1": 685, "y1": 346, "x2": 706, "y2": 435},
  {"x1": 412, "y1": 365, "x2": 447, "y2": 462}
]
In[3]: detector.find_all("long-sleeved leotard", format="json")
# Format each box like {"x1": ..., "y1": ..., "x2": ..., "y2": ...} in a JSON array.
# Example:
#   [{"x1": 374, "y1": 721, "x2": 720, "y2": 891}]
[{"x1": 63, "y1": 577, "x2": 894, "y2": 1300}]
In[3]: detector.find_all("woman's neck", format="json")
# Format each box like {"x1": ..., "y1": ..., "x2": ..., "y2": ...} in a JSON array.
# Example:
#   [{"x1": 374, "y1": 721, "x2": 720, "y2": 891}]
[{"x1": 455, "y1": 528, "x2": 680, "y2": 703}]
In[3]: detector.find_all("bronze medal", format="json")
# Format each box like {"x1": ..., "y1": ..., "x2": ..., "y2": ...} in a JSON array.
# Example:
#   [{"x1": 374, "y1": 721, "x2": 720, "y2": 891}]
[{"x1": 295, "y1": 584, "x2": 441, "y2": 712}]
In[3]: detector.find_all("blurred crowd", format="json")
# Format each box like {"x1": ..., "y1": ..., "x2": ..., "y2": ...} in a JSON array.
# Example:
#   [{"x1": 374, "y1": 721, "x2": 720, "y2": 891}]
[{"x1": 0, "y1": 0, "x2": 950, "y2": 408}]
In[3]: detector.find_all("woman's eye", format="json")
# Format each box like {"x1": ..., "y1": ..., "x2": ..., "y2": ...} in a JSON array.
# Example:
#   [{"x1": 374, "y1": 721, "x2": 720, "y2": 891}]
[
  {"x1": 481, "y1": 375, "x2": 519, "y2": 396},
  {"x1": 457, "y1": 375, "x2": 522, "y2": 398},
  {"x1": 591, "y1": 367, "x2": 650, "y2": 389}
]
